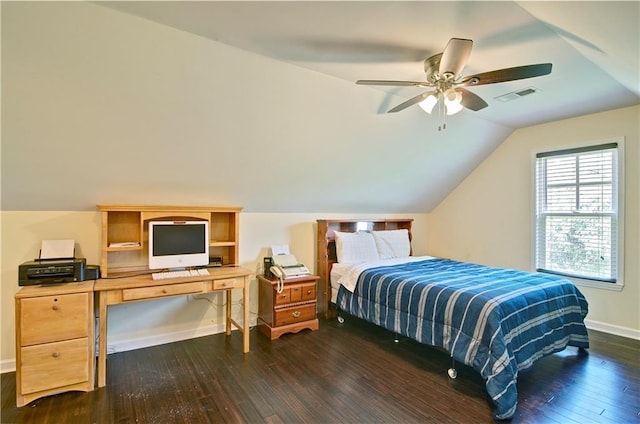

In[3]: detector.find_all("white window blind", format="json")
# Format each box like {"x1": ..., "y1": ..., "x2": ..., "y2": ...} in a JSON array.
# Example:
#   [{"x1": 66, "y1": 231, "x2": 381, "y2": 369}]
[{"x1": 535, "y1": 143, "x2": 618, "y2": 283}]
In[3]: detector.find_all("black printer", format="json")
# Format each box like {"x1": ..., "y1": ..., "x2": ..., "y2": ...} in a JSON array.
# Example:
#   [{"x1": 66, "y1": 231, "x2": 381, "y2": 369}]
[{"x1": 19, "y1": 258, "x2": 88, "y2": 286}]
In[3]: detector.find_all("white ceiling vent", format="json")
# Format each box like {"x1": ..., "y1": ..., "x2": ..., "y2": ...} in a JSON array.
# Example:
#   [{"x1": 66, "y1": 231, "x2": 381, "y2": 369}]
[{"x1": 495, "y1": 87, "x2": 540, "y2": 102}]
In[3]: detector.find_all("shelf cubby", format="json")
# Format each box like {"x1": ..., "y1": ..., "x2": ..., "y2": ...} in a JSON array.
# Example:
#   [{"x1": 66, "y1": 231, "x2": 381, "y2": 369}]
[{"x1": 98, "y1": 204, "x2": 242, "y2": 277}]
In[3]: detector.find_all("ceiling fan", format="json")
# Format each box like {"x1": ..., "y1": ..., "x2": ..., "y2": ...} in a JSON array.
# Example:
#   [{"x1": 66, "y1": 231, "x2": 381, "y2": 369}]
[{"x1": 356, "y1": 38, "x2": 552, "y2": 130}]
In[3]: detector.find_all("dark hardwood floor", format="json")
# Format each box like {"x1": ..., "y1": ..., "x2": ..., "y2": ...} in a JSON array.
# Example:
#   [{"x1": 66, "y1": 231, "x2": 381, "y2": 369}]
[{"x1": 2, "y1": 316, "x2": 639, "y2": 423}]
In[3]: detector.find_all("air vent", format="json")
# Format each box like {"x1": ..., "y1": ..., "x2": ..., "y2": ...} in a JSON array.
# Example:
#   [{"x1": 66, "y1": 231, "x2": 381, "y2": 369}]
[{"x1": 495, "y1": 87, "x2": 540, "y2": 102}]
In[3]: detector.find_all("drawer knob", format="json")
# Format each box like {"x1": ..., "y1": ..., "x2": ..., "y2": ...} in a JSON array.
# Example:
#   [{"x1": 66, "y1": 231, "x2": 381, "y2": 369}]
[
  {"x1": 307, "y1": 290, "x2": 312, "y2": 295},
  {"x1": 162, "y1": 289, "x2": 168, "y2": 294},
  {"x1": 52, "y1": 305, "x2": 59, "y2": 311},
  {"x1": 292, "y1": 311, "x2": 301, "y2": 318},
  {"x1": 52, "y1": 352, "x2": 60, "y2": 358}
]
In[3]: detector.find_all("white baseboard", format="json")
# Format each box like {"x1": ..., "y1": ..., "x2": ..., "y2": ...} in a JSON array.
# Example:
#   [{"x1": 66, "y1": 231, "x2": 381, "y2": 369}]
[
  {"x1": 584, "y1": 319, "x2": 640, "y2": 340},
  {"x1": 0, "y1": 318, "x2": 257, "y2": 375},
  {"x1": 0, "y1": 359, "x2": 16, "y2": 374},
  {"x1": 103, "y1": 318, "x2": 257, "y2": 355},
  {"x1": 2, "y1": 318, "x2": 635, "y2": 374}
]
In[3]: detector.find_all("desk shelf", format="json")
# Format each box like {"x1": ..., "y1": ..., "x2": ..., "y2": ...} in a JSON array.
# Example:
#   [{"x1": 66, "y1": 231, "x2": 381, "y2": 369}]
[{"x1": 98, "y1": 204, "x2": 242, "y2": 277}]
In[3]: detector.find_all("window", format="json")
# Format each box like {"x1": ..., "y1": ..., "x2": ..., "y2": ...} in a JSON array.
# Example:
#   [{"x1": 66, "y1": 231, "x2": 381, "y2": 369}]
[{"x1": 535, "y1": 140, "x2": 623, "y2": 288}]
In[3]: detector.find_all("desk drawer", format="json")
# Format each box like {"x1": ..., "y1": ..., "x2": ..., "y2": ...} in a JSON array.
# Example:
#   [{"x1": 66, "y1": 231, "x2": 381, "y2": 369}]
[
  {"x1": 122, "y1": 281, "x2": 204, "y2": 301},
  {"x1": 20, "y1": 338, "x2": 89, "y2": 395},
  {"x1": 213, "y1": 278, "x2": 241, "y2": 290},
  {"x1": 20, "y1": 293, "x2": 89, "y2": 346},
  {"x1": 274, "y1": 304, "x2": 316, "y2": 326}
]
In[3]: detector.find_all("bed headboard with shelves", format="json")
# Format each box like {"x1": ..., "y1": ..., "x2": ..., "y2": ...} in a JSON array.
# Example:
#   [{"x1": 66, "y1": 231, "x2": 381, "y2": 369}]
[{"x1": 315, "y1": 218, "x2": 413, "y2": 319}]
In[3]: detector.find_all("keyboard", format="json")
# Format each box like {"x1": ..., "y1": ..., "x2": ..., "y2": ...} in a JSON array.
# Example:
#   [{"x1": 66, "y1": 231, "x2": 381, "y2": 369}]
[{"x1": 151, "y1": 268, "x2": 210, "y2": 280}]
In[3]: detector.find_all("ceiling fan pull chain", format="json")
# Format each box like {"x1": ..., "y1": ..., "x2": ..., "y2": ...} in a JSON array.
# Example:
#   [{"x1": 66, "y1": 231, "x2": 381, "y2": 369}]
[{"x1": 438, "y1": 97, "x2": 447, "y2": 131}]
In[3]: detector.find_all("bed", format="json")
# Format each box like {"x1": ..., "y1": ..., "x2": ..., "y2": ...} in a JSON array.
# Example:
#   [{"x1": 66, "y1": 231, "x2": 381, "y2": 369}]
[{"x1": 316, "y1": 219, "x2": 590, "y2": 420}]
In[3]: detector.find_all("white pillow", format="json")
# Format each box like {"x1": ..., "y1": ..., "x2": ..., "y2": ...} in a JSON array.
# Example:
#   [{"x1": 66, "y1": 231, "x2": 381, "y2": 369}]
[
  {"x1": 372, "y1": 229, "x2": 411, "y2": 259},
  {"x1": 334, "y1": 230, "x2": 380, "y2": 264}
]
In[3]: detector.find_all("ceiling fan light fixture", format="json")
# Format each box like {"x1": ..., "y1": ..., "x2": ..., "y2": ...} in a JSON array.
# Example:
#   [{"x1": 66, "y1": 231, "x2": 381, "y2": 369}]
[
  {"x1": 418, "y1": 94, "x2": 439, "y2": 114},
  {"x1": 444, "y1": 88, "x2": 463, "y2": 115}
]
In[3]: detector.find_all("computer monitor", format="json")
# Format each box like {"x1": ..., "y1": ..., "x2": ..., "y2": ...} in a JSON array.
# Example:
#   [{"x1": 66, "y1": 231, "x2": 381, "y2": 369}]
[{"x1": 148, "y1": 221, "x2": 209, "y2": 270}]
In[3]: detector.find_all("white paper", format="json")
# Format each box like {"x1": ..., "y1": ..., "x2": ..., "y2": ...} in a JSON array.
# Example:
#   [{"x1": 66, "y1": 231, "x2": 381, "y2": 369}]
[
  {"x1": 271, "y1": 244, "x2": 290, "y2": 256},
  {"x1": 40, "y1": 239, "x2": 75, "y2": 259}
]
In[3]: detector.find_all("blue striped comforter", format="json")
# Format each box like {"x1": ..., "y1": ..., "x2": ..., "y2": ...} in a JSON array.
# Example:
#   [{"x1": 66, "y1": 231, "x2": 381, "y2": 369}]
[{"x1": 336, "y1": 258, "x2": 589, "y2": 420}]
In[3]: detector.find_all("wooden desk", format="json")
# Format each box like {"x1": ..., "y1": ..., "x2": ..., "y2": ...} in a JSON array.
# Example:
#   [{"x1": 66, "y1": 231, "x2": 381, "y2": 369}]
[{"x1": 93, "y1": 266, "x2": 252, "y2": 387}]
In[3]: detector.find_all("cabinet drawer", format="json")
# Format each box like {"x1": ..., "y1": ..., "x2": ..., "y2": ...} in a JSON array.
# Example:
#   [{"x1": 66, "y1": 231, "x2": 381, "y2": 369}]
[
  {"x1": 20, "y1": 293, "x2": 89, "y2": 346},
  {"x1": 213, "y1": 278, "x2": 241, "y2": 290},
  {"x1": 122, "y1": 281, "x2": 204, "y2": 301},
  {"x1": 274, "y1": 304, "x2": 316, "y2": 326},
  {"x1": 291, "y1": 284, "x2": 316, "y2": 302},
  {"x1": 20, "y1": 338, "x2": 89, "y2": 395}
]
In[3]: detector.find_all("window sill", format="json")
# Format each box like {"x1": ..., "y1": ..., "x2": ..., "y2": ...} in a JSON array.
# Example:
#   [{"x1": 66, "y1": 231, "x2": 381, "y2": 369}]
[{"x1": 569, "y1": 277, "x2": 624, "y2": 292}]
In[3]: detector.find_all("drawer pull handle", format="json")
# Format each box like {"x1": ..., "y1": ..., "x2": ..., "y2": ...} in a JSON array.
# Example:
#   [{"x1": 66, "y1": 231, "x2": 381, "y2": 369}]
[
  {"x1": 162, "y1": 289, "x2": 168, "y2": 294},
  {"x1": 52, "y1": 305, "x2": 59, "y2": 311},
  {"x1": 292, "y1": 311, "x2": 301, "y2": 318},
  {"x1": 52, "y1": 352, "x2": 60, "y2": 358},
  {"x1": 307, "y1": 290, "x2": 312, "y2": 295}
]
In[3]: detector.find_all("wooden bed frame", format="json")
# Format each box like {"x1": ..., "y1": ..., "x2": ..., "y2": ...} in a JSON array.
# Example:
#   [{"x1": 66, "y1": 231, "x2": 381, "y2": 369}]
[{"x1": 315, "y1": 218, "x2": 413, "y2": 319}]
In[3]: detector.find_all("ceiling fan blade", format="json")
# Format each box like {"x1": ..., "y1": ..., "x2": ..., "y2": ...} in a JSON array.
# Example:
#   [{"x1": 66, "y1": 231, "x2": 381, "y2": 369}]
[
  {"x1": 356, "y1": 79, "x2": 428, "y2": 87},
  {"x1": 457, "y1": 88, "x2": 488, "y2": 111},
  {"x1": 388, "y1": 91, "x2": 435, "y2": 113},
  {"x1": 439, "y1": 38, "x2": 473, "y2": 78},
  {"x1": 460, "y1": 63, "x2": 552, "y2": 86}
]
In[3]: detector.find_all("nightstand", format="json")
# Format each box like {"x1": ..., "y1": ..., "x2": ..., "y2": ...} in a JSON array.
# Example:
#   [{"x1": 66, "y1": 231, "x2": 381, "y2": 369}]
[{"x1": 257, "y1": 274, "x2": 319, "y2": 340}]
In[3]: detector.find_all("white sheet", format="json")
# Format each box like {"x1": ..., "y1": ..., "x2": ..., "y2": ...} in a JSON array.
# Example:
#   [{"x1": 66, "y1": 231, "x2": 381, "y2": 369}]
[
  {"x1": 337, "y1": 256, "x2": 435, "y2": 293},
  {"x1": 330, "y1": 262, "x2": 352, "y2": 303}
]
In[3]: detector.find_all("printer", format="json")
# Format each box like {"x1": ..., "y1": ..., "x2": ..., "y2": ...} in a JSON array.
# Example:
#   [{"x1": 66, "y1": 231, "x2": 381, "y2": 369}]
[
  {"x1": 19, "y1": 258, "x2": 88, "y2": 286},
  {"x1": 18, "y1": 239, "x2": 100, "y2": 286}
]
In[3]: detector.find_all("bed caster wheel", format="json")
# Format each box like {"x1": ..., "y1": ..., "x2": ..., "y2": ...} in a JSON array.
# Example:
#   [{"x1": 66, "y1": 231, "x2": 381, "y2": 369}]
[
  {"x1": 448, "y1": 368, "x2": 457, "y2": 379},
  {"x1": 337, "y1": 316, "x2": 345, "y2": 324}
]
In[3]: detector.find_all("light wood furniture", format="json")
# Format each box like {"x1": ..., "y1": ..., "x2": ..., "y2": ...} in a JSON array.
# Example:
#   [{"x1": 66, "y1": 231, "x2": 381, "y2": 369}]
[
  {"x1": 94, "y1": 204, "x2": 251, "y2": 388},
  {"x1": 94, "y1": 267, "x2": 251, "y2": 387},
  {"x1": 257, "y1": 274, "x2": 319, "y2": 339},
  {"x1": 97, "y1": 204, "x2": 242, "y2": 277},
  {"x1": 15, "y1": 281, "x2": 95, "y2": 407},
  {"x1": 316, "y1": 219, "x2": 413, "y2": 318}
]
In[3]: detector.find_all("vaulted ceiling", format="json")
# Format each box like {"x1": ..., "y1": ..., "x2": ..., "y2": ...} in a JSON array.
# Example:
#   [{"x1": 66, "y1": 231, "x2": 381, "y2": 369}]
[
  {"x1": 2, "y1": 2, "x2": 638, "y2": 212},
  {"x1": 99, "y1": 1, "x2": 640, "y2": 128}
]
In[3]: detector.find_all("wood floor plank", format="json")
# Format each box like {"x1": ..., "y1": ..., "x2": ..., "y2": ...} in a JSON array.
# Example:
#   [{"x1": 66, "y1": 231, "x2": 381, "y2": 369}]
[{"x1": 2, "y1": 316, "x2": 638, "y2": 424}]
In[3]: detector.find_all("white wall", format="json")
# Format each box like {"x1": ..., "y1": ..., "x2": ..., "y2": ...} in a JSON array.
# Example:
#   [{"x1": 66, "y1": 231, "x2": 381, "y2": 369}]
[
  {"x1": 2, "y1": 1, "x2": 496, "y2": 214},
  {"x1": 427, "y1": 105, "x2": 640, "y2": 338},
  {"x1": 0, "y1": 211, "x2": 428, "y2": 371}
]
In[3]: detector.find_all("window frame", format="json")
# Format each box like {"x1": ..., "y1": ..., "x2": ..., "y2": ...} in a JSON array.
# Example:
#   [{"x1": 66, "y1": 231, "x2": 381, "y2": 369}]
[{"x1": 532, "y1": 138, "x2": 625, "y2": 291}]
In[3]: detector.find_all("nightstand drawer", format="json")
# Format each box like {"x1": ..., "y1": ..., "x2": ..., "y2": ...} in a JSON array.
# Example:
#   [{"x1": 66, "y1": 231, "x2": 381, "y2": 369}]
[
  {"x1": 20, "y1": 338, "x2": 89, "y2": 395},
  {"x1": 274, "y1": 288, "x2": 291, "y2": 305},
  {"x1": 274, "y1": 304, "x2": 316, "y2": 326},
  {"x1": 291, "y1": 284, "x2": 316, "y2": 302},
  {"x1": 20, "y1": 293, "x2": 89, "y2": 346},
  {"x1": 122, "y1": 281, "x2": 204, "y2": 301}
]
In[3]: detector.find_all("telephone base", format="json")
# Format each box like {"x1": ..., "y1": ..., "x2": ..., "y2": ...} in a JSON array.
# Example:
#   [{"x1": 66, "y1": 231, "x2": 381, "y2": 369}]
[{"x1": 284, "y1": 272, "x2": 310, "y2": 279}]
